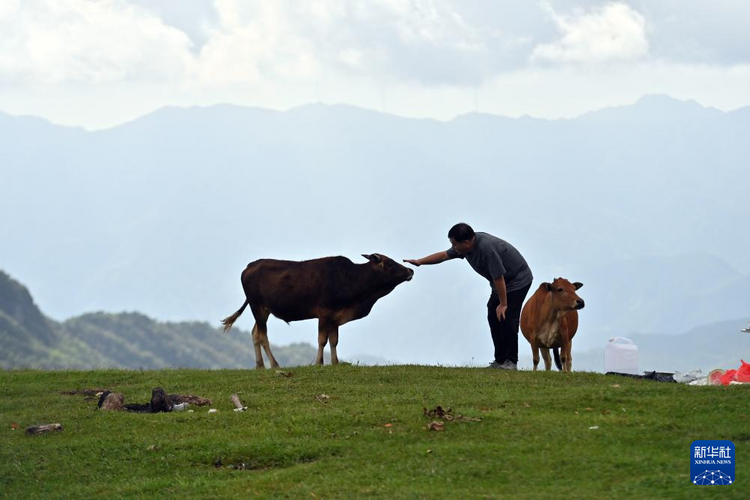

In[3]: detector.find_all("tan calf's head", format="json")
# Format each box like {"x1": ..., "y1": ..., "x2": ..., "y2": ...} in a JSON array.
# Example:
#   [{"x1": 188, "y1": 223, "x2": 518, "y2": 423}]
[{"x1": 543, "y1": 277, "x2": 584, "y2": 311}]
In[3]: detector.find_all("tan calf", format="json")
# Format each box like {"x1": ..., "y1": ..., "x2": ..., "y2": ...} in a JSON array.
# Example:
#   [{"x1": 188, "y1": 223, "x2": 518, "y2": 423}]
[{"x1": 520, "y1": 278, "x2": 585, "y2": 372}]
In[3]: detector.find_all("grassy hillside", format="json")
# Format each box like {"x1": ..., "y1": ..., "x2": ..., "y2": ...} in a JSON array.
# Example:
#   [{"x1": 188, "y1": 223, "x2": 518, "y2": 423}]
[
  {"x1": 1, "y1": 366, "x2": 748, "y2": 498},
  {"x1": 0, "y1": 270, "x2": 322, "y2": 369}
]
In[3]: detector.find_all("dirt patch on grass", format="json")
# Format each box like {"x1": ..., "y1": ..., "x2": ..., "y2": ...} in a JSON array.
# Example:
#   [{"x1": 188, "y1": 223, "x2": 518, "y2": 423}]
[
  {"x1": 213, "y1": 454, "x2": 318, "y2": 471},
  {"x1": 60, "y1": 388, "x2": 109, "y2": 398},
  {"x1": 423, "y1": 405, "x2": 482, "y2": 422},
  {"x1": 208, "y1": 445, "x2": 334, "y2": 472}
]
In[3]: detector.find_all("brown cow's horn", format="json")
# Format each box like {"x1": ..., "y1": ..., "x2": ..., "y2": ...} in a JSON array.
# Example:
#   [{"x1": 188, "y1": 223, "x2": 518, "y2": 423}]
[
  {"x1": 362, "y1": 253, "x2": 382, "y2": 263},
  {"x1": 361, "y1": 253, "x2": 379, "y2": 262}
]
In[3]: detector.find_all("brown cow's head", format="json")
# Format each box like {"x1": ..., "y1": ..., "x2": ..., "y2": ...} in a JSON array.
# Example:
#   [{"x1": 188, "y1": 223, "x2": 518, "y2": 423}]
[
  {"x1": 362, "y1": 253, "x2": 414, "y2": 286},
  {"x1": 543, "y1": 277, "x2": 585, "y2": 311}
]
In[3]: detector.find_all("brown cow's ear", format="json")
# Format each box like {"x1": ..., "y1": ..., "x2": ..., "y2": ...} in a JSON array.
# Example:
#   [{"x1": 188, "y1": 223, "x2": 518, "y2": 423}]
[
  {"x1": 543, "y1": 282, "x2": 552, "y2": 291},
  {"x1": 573, "y1": 282, "x2": 583, "y2": 290}
]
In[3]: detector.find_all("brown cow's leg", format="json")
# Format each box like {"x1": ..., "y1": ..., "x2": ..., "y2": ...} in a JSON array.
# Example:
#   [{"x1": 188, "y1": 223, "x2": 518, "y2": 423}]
[
  {"x1": 540, "y1": 348, "x2": 552, "y2": 371},
  {"x1": 316, "y1": 319, "x2": 330, "y2": 365},
  {"x1": 252, "y1": 307, "x2": 274, "y2": 369},
  {"x1": 259, "y1": 331, "x2": 279, "y2": 368},
  {"x1": 316, "y1": 332, "x2": 328, "y2": 365},
  {"x1": 329, "y1": 327, "x2": 340, "y2": 365},
  {"x1": 251, "y1": 324, "x2": 265, "y2": 369}
]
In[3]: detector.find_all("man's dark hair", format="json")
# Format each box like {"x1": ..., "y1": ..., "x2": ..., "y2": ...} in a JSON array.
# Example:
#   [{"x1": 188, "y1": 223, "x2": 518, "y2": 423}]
[{"x1": 448, "y1": 223, "x2": 475, "y2": 242}]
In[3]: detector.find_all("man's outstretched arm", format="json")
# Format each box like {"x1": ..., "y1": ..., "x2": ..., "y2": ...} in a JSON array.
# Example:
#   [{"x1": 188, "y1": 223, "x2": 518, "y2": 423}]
[{"x1": 403, "y1": 251, "x2": 451, "y2": 267}]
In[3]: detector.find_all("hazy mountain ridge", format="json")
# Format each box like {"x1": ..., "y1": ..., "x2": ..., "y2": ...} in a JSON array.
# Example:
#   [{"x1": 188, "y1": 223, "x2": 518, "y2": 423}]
[
  {"x1": 0, "y1": 271, "x2": 324, "y2": 369},
  {"x1": 2, "y1": 269, "x2": 746, "y2": 372},
  {"x1": 570, "y1": 318, "x2": 750, "y2": 374},
  {"x1": 2, "y1": 94, "x2": 748, "y2": 363}
]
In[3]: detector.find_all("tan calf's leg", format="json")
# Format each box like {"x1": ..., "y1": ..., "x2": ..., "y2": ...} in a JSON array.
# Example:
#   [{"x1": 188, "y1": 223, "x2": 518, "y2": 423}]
[
  {"x1": 563, "y1": 344, "x2": 573, "y2": 372},
  {"x1": 540, "y1": 348, "x2": 552, "y2": 371},
  {"x1": 531, "y1": 340, "x2": 540, "y2": 371}
]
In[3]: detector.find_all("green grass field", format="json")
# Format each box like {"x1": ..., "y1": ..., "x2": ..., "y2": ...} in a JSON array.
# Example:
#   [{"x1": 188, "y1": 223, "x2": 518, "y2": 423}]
[{"x1": 1, "y1": 366, "x2": 748, "y2": 499}]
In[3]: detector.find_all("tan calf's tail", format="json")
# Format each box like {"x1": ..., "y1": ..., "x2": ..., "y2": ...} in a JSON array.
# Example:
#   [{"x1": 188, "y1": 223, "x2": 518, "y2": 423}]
[{"x1": 221, "y1": 300, "x2": 249, "y2": 332}]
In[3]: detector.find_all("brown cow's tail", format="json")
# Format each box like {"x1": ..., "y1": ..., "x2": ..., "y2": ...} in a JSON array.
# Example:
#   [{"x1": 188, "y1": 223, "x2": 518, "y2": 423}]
[
  {"x1": 221, "y1": 301, "x2": 249, "y2": 333},
  {"x1": 553, "y1": 348, "x2": 563, "y2": 371}
]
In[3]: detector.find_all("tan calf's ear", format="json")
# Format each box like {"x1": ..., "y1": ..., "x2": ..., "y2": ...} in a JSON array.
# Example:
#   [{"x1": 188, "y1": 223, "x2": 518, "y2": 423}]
[
  {"x1": 573, "y1": 282, "x2": 583, "y2": 290},
  {"x1": 543, "y1": 282, "x2": 552, "y2": 291}
]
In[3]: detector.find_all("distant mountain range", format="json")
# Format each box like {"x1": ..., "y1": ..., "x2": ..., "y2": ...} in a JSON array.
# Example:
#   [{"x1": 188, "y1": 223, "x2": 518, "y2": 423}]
[
  {"x1": 2, "y1": 269, "x2": 746, "y2": 372},
  {"x1": 564, "y1": 319, "x2": 750, "y2": 374},
  {"x1": 1, "y1": 95, "x2": 749, "y2": 364},
  {"x1": 0, "y1": 270, "x2": 327, "y2": 369}
]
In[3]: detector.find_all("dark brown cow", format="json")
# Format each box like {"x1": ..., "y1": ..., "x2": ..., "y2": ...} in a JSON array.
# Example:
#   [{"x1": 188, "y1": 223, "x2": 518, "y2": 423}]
[
  {"x1": 222, "y1": 253, "x2": 414, "y2": 367},
  {"x1": 520, "y1": 277, "x2": 585, "y2": 372}
]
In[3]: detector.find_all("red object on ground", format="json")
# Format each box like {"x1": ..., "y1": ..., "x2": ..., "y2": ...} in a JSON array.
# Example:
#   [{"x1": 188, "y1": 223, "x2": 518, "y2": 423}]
[
  {"x1": 708, "y1": 361, "x2": 750, "y2": 385},
  {"x1": 720, "y1": 369, "x2": 738, "y2": 386},
  {"x1": 708, "y1": 369, "x2": 725, "y2": 385},
  {"x1": 734, "y1": 360, "x2": 750, "y2": 383}
]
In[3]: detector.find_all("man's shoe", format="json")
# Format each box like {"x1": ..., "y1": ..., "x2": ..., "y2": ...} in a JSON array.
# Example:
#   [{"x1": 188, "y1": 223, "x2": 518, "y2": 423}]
[
  {"x1": 499, "y1": 361, "x2": 518, "y2": 371},
  {"x1": 488, "y1": 361, "x2": 503, "y2": 369}
]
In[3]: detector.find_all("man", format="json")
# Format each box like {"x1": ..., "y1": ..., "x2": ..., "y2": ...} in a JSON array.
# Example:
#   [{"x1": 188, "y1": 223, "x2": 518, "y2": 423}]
[{"x1": 404, "y1": 223, "x2": 533, "y2": 370}]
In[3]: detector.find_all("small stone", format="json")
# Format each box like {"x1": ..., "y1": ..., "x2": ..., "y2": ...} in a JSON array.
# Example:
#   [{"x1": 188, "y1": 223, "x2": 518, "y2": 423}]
[
  {"x1": 426, "y1": 421, "x2": 444, "y2": 431},
  {"x1": 98, "y1": 392, "x2": 125, "y2": 411},
  {"x1": 26, "y1": 423, "x2": 63, "y2": 435}
]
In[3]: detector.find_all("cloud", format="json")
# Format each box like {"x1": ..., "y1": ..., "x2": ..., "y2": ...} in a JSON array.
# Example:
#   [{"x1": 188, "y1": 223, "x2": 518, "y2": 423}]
[
  {"x1": 193, "y1": 1, "x2": 321, "y2": 84},
  {"x1": 532, "y1": 2, "x2": 649, "y2": 65},
  {"x1": 0, "y1": 0, "x2": 523, "y2": 87},
  {"x1": 634, "y1": 0, "x2": 750, "y2": 65},
  {"x1": 0, "y1": 0, "x2": 193, "y2": 85},
  {"x1": 2, "y1": 0, "x2": 750, "y2": 123},
  {"x1": 194, "y1": 0, "x2": 497, "y2": 86}
]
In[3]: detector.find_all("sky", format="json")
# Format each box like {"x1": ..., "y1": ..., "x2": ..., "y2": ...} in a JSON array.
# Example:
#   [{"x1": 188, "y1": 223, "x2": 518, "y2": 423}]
[{"x1": 1, "y1": 0, "x2": 750, "y2": 130}]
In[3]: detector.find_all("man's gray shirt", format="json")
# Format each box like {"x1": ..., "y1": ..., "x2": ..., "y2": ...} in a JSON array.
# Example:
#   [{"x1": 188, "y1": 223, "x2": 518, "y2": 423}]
[{"x1": 446, "y1": 232, "x2": 533, "y2": 295}]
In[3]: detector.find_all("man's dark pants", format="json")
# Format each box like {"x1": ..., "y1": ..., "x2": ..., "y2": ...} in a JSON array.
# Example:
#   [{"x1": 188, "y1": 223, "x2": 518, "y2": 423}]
[{"x1": 487, "y1": 283, "x2": 532, "y2": 364}]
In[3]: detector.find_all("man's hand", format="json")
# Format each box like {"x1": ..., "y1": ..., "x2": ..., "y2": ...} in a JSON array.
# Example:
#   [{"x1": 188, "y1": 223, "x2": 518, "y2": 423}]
[
  {"x1": 403, "y1": 259, "x2": 421, "y2": 267},
  {"x1": 496, "y1": 304, "x2": 507, "y2": 322}
]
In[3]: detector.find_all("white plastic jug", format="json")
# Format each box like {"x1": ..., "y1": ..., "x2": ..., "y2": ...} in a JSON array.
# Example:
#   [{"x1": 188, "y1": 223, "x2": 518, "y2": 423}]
[{"x1": 604, "y1": 337, "x2": 639, "y2": 374}]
